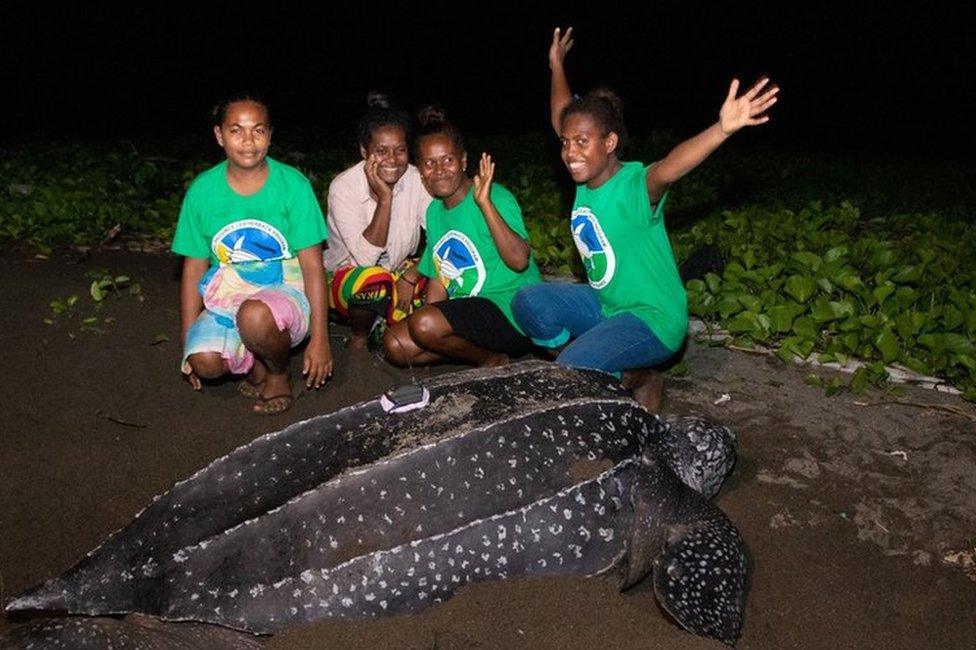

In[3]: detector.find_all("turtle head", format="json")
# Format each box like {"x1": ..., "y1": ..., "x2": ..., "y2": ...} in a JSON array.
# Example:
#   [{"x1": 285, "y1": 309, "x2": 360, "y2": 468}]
[{"x1": 650, "y1": 416, "x2": 737, "y2": 500}]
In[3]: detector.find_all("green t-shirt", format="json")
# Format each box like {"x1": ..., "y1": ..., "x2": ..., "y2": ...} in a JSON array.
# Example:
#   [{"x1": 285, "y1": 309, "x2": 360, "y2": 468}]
[
  {"x1": 419, "y1": 184, "x2": 541, "y2": 331},
  {"x1": 171, "y1": 157, "x2": 327, "y2": 266},
  {"x1": 571, "y1": 161, "x2": 687, "y2": 351}
]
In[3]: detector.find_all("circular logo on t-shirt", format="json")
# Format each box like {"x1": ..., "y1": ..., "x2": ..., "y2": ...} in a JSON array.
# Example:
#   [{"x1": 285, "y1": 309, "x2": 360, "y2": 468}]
[
  {"x1": 212, "y1": 220, "x2": 291, "y2": 264},
  {"x1": 571, "y1": 208, "x2": 616, "y2": 289},
  {"x1": 433, "y1": 230, "x2": 486, "y2": 297}
]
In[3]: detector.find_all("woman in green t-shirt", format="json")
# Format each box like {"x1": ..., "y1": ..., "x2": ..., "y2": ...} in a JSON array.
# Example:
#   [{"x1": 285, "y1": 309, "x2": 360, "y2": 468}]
[
  {"x1": 512, "y1": 27, "x2": 779, "y2": 411},
  {"x1": 382, "y1": 108, "x2": 542, "y2": 367},
  {"x1": 172, "y1": 95, "x2": 332, "y2": 416}
]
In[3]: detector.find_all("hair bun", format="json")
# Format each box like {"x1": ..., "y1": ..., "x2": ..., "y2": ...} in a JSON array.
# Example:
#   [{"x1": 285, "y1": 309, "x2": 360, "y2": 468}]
[
  {"x1": 417, "y1": 104, "x2": 448, "y2": 127},
  {"x1": 366, "y1": 91, "x2": 390, "y2": 110},
  {"x1": 588, "y1": 86, "x2": 624, "y2": 120}
]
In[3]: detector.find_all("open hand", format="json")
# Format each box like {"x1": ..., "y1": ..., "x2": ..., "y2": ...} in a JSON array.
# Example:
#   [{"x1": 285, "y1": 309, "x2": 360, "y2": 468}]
[
  {"x1": 719, "y1": 77, "x2": 780, "y2": 135},
  {"x1": 364, "y1": 154, "x2": 393, "y2": 202},
  {"x1": 472, "y1": 153, "x2": 495, "y2": 207},
  {"x1": 549, "y1": 26, "x2": 574, "y2": 69},
  {"x1": 302, "y1": 338, "x2": 333, "y2": 389}
]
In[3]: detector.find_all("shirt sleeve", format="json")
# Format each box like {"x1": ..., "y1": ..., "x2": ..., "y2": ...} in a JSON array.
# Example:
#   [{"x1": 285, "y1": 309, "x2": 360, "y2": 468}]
[
  {"x1": 490, "y1": 185, "x2": 530, "y2": 239},
  {"x1": 327, "y1": 178, "x2": 386, "y2": 266},
  {"x1": 643, "y1": 163, "x2": 669, "y2": 224},
  {"x1": 287, "y1": 176, "x2": 328, "y2": 252},
  {"x1": 170, "y1": 184, "x2": 210, "y2": 259}
]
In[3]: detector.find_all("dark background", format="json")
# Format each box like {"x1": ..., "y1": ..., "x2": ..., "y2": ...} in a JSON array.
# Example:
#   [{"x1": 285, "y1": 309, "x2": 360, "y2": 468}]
[{"x1": 3, "y1": 1, "x2": 972, "y2": 158}]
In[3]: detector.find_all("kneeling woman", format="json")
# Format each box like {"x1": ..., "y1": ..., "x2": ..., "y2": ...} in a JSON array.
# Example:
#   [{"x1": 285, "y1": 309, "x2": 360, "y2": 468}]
[{"x1": 383, "y1": 109, "x2": 541, "y2": 367}]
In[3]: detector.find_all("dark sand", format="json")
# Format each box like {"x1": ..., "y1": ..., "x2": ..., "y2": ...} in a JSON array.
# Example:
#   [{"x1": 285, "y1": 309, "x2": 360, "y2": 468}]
[{"x1": 2, "y1": 250, "x2": 974, "y2": 648}]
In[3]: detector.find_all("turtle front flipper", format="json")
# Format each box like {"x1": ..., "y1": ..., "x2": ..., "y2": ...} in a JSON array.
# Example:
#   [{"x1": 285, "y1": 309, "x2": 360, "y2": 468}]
[{"x1": 623, "y1": 456, "x2": 749, "y2": 646}]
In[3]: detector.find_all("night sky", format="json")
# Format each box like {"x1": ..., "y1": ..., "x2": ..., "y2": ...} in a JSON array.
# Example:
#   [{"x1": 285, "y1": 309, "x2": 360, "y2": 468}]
[{"x1": 4, "y1": 2, "x2": 972, "y2": 157}]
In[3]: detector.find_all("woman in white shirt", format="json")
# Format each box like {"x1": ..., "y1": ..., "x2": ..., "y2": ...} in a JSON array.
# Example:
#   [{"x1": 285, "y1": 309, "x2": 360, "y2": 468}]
[{"x1": 324, "y1": 93, "x2": 433, "y2": 348}]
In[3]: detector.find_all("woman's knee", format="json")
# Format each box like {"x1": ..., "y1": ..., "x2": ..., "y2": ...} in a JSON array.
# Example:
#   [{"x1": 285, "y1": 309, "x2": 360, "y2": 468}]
[
  {"x1": 383, "y1": 321, "x2": 418, "y2": 367},
  {"x1": 512, "y1": 285, "x2": 561, "y2": 333},
  {"x1": 236, "y1": 299, "x2": 279, "y2": 340},
  {"x1": 186, "y1": 352, "x2": 227, "y2": 379},
  {"x1": 407, "y1": 308, "x2": 447, "y2": 347}
]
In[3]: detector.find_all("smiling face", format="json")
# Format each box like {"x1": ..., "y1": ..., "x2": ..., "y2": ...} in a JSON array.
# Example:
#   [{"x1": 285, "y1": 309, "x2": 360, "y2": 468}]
[
  {"x1": 560, "y1": 112, "x2": 619, "y2": 188},
  {"x1": 360, "y1": 124, "x2": 409, "y2": 186},
  {"x1": 214, "y1": 100, "x2": 272, "y2": 172},
  {"x1": 417, "y1": 133, "x2": 469, "y2": 207}
]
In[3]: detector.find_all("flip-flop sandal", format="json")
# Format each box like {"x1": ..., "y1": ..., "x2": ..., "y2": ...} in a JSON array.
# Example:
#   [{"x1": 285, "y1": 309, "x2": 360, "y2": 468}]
[
  {"x1": 237, "y1": 381, "x2": 262, "y2": 399},
  {"x1": 252, "y1": 393, "x2": 294, "y2": 416}
]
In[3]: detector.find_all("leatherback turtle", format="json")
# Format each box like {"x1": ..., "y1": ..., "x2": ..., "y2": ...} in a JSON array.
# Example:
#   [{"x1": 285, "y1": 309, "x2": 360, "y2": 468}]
[{"x1": 5, "y1": 361, "x2": 747, "y2": 645}]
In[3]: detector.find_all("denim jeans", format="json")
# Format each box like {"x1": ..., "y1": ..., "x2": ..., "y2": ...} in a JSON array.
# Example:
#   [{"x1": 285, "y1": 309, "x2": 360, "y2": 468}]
[{"x1": 511, "y1": 283, "x2": 675, "y2": 375}]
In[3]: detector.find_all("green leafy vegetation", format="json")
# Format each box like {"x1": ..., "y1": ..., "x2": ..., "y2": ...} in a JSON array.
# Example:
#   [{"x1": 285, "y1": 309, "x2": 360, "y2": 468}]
[
  {"x1": 677, "y1": 202, "x2": 976, "y2": 400},
  {"x1": 4, "y1": 140, "x2": 973, "y2": 398}
]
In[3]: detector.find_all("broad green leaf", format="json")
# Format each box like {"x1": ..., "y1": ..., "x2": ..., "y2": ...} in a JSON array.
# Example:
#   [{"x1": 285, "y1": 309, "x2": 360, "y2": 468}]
[
  {"x1": 834, "y1": 271, "x2": 864, "y2": 292},
  {"x1": 776, "y1": 346, "x2": 798, "y2": 364},
  {"x1": 954, "y1": 354, "x2": 976, "y2": 371},
  {"x1": 824, "y1": 245, "x2": 849, "y2": 263},
  {"x1": 791, "y1": 251, "x2": 822, "y2": 272},
  {"x1": 825, "y1": 377, "x2": 846, "y2": 397},
  {"x1": 705, "y1": 272, "x2": 722, "y2": 294},
  {"x1": 90, "y1": 282, "x2": 104, "y2": 301},
  {"x1": 891, "y1": 265, "x2": 923, "y2": 284},
  {"x1": 901, "y1": 356, "x2": 932, "y2": 375},
  {"x1": 811, "y1": 298, "x2": 854, "y2": 322},
  {"x1": 804, "y1": 373, "x2": 823, "y2": 387},
  {"x1": 873, "y1": 328, "x2": 901, "y2": 363},
  {"x1": 792, "y1": 316, "x2": 819, "y2": 340},
  {"x1": 737, "y1": 294, "x2": 763, "y2": 313},
  {"x1": 726, "y1": 310, "x2": 764, "y2": 334},
  {"x1": 943, "y1": 306, "x2": 963, "y2": 331},
  {"x1": 743, "y1": 248, "x2": 756, "y2": 270},
  {"x1": 841, "y1": 332, "x2": 860, "y2": 352},
  {"x1": 894, "y1": 310, "x2": 923, "y2": 340},
  {"x1": 868, "y1": 248, "x2": 898, "y2": 269},
  {"x1": 718, "y1": 296, "x2": 744, "y2": 319},
  {"x1": 849, "y1": 366, "x2": 869, "y2": 393},
  {"x1": 766, "y1": 305, "x2": 798, "y2": 333},
  {"x1": 784, "y1": 275, "x2": 818, "y2": 303},
  {"x1": 686, "y1": 279, "x2": 706, "y2": 294},
  {"x1": 918, "y1": 333, "x2": 944, "y2": 353},
  {"x1": 872, "y1": 283, "x2": 895, "y2": 306},
  {"x1": 944, "y1": 333, "x2": 975, "y2": 356}
]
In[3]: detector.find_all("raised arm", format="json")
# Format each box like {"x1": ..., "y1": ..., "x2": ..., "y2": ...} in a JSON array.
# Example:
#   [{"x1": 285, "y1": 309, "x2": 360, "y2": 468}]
[
  {"x1": 473, "y1": 153, "x2": 531, "y2": 272},
  {"x1": 360, "y1": 154, "x2": 395, "y2": 248},
  {"x1": 647, "y1": 77, "x2": 779, "y2": 203},
  {"x1": 549, "y1": 27, "x2": 575, "y2": 135},
  {"x1": 327, "y1": 179, "x2": 385, "y2": 267}
]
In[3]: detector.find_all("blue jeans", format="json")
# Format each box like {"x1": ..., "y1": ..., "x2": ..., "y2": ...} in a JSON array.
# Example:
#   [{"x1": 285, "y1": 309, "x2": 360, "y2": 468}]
[{"x1": 511, "y1": 283, "x2": 675, "y2": 375}]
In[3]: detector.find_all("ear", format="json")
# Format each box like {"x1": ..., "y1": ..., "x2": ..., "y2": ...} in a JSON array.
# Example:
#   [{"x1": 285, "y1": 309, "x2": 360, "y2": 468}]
[
  {"x1": 213, "y1": 125, "x2": 224, "y2": 148},
  {"x1": 359, "y1": 144, "x2": 369, "y2": 160},
  {"x1": 461, "y1": 150, "x2": 468, "y2": 172},
  {"x1": 605, "y1": 131, "x2": 619, "y2": 155}
]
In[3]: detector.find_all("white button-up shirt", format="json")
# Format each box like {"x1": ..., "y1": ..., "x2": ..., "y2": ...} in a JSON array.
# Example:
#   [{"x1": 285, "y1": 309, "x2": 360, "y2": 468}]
[{"x1": 323, "y1": 161, "x2": 432, "y2": 271}]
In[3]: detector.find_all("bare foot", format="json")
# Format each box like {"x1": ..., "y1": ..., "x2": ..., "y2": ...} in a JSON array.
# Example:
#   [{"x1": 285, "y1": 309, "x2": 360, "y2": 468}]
[
  {"x1": 480, "y1": 352, "x2": 510, "y2": 368},
  {"x1": 238, "y1": 362, "x2": 268, "y2": 399},
  {"x1": 253, "y1": 373, "x2": 293, "y2": 415},
  {"x1": 621, "y1": 368, "x2": 665, "y2": 412}
]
